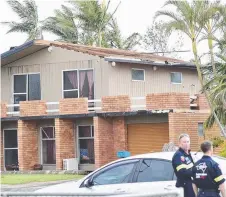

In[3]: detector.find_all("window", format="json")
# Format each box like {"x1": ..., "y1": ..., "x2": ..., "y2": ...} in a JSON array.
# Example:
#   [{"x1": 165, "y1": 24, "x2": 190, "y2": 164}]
[
  {"x1": 198, "y1": 123, "x2": 204, "y2": 136},
  {"x1": 137, "y1": 159, "x2": 174, "y2": 182},
  {"x1": 63, "y1": 69, "x2": 94, "y2": 99},
  {"x1": 78, "y1": 126, "x2": 94, "y2": 164},
  {"x1": 132, "y1": 69, "x2": 145, "y2": 81},
  {"x1": 13, "y1": 74, "x2": 41, "y2": 110},
  {"x1": 41, "y1": 127, "x2": 56, "y2": 164},
  {"x1": 4, "y1": 129, "x2": 18, "y2": 167},
  {"x1": 92, "y1": 161, "x2": 137, "y2": 185},
  {"x1": 171, "y1": 72, "x2": 182, "y2": 84}
]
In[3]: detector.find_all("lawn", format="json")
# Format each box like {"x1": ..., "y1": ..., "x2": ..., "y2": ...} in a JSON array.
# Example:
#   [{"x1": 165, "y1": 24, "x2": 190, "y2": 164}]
[{"x1": 1, "y1": 174, "x2": 84, "y2": 185}]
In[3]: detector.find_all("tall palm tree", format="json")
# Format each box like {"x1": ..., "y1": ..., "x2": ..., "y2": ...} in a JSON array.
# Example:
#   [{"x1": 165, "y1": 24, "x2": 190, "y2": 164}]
[
  {"x1": 1, "y1": 0, "x2": 43, "y2": 41},
  {"x1": 155, "y1": 0, "x2": 226, "y2": 137},
  {"x1": 42, "y1": 5, "x2": 79, "y2": 44},
  {"x1": 69, "y1": 0, "x2": 120, "y2": 47}
]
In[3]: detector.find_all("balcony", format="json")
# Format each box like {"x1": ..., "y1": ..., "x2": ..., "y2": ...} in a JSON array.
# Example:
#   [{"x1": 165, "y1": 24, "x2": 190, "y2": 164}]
[{"x1": 1, "y1": 93, "x2": 209, "y2": 119}]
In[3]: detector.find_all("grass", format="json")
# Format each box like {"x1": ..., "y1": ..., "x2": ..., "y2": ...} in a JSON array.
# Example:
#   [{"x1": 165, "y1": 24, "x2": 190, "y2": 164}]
[{"x1": 1, "y1": 174, "x2": 84, "y2": 185}]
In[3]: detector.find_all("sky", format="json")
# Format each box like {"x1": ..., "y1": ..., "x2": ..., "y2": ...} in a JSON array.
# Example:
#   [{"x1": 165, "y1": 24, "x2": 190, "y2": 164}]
[{"x1": 0, "y1": 0, "x2": 222, "y2": 61}]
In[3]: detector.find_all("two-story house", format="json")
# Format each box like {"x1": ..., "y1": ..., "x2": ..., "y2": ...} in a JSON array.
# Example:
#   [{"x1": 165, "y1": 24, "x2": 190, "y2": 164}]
[{"x1": 0, "y1": 40, "x2": 221, "y2": 172}]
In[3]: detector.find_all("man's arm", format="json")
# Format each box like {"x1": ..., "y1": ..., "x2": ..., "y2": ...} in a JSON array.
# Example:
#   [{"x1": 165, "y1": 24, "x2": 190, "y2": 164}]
[
  {"x1": 219, "y1": 182, "x2": 226, "y2": 197},
  {"x1": 173, "y1": 154, "x2": 193, "y2": 178},
  {"x1": 192, "y1": 183, "x2": 198, "y2": 197}
]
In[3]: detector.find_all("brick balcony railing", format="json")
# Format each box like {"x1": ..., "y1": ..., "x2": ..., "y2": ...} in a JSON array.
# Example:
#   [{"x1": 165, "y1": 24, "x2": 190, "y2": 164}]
[{"x1": 1, "y1": 93, "x2": 209, "y2": 118}]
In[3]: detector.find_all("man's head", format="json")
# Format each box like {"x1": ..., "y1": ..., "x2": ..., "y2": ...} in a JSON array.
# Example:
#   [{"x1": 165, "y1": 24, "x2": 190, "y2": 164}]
[
  {"x1": 178, "y1": 133, "x2": 190, "y2": 152},
  {"x1": 200, "y1": 141, "x2": 213, "y2": 156}
]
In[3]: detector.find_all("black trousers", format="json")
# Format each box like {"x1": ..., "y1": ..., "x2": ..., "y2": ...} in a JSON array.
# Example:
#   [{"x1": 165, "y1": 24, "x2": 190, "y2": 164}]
[
  {"x1": 198, "y1": 191, "x2": 220, "y2": 197},
  {"x1": 183, "y1": 181, "x2": 196, "y2": 197}
]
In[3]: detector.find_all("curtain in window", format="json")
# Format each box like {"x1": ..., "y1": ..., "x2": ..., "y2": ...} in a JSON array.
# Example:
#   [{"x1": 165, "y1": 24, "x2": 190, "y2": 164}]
[
  {"x1": 79, "y1": 70, "x2": 94, "y2": 99},
  {"x1": 67, "y1": 71, "x2": 78, "y2": 89}
]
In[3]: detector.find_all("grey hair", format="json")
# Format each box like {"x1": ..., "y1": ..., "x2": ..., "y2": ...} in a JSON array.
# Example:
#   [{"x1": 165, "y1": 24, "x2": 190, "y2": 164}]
[{"x1": 178, "y1": 133, "x2": 190, "y2": 141}]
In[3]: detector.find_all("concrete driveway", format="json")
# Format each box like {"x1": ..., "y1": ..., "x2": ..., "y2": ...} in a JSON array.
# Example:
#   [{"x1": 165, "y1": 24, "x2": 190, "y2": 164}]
[{"x1": 1, "y1": 180, "x2": 71, "y2": 192}]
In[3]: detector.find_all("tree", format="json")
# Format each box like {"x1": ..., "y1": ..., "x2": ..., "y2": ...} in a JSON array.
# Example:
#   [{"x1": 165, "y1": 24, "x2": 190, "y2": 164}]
[
  {"x1": 69, "y1": 0, "x2": 120, "y2": 47},
  {"x1": 155, "y1": 0, "x2": 226, "y2": 137},
  {"x1": 1, "y1": 0, "x2": 43, "y2": 41},
  {"x1": 42, "y1": 5, "x2": 79, "y2": 44},
  {"x1": 104, "y1": 18, "x2": 142, "y2": 50},
  {"x1": 143, "y1": 20, "x2": 183, "y2": 58}
]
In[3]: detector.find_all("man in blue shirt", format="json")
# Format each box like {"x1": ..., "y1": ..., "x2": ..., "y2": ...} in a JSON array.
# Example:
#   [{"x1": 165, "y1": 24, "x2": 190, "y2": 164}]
[
  {"x1": 192, "y1": 141, "x2": 226, "y2": 197},
  {"x1": 172, "y1": 133, "x2": 195, "y2": 197}
]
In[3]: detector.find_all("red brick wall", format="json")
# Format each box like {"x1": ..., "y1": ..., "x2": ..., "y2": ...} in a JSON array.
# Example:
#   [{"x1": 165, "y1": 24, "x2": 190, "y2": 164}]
[
  {"x1": 18, "y1": 120, "x2": 39, "y2": 170},
  {"x1": 197, "y1": 94, "x2": 210, "y2": 110},
  {"x1": 1, "y1": 102, "x2": 7, "y2": 118},
  {"x1": 102, "y1": 95, "x2": 131, "y2": 112},
  {"x1": 59, "y1": 98, "x2": 88, "y2": 115},
  {"x1": 0, "y1": 130, "x2": 3, "y2": 170},
  {"x1": 169, "y1": 112, "x2": 221, "y2": 151},
  {"x1": 94, "y1": 117, "x2": 114, "y2": 168},
  {"x1": 20, "y1": 101, "x2": 47, "y2": 116},
  {"x1": 55, "y1": 119, "x2": 75, "y2": 170},
  {"x1": 146, "y1": 93, "x2": 190, "y2": 110},
  {"x1": 112, "y1": 117, "x2": 127, "y2": 160}
]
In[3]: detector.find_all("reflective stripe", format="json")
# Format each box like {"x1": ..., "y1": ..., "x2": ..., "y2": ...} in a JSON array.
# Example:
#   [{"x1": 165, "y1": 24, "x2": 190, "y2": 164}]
[
  {"x1": 176, "y1": 164, "x2": 187, "y2": 171},
  {"x1": 187, "y1": 163, "x2": 194, "y2": 169},
  {"x1": 214, "y1": 175, "x2": 224, "y2": 182}
]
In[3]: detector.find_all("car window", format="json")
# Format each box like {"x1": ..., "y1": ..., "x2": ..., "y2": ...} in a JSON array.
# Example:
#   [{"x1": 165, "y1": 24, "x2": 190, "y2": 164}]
[
  {"x1": 137, "y1": 159, "x2": 174, "y2": 182},
  {"x1": 92, "y1": 161, "x2": 137, "y2": 185}
]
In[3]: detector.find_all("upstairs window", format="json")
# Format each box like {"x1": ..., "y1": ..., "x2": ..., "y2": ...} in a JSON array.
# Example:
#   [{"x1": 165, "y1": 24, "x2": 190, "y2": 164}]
[
  {"x1": 198, "y1": 123, "x2": 204, "y2": 137},
  {"x1": 132, "y1": 69, "x2": 145, "y2": 81},
  {"x1": 171, "y1": 72, "x2": 182, "y2": 84}
]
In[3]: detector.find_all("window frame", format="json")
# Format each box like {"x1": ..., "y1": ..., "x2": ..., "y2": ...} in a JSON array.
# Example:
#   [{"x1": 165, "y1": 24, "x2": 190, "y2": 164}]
[
  {"x1": 198, "y1": 122, "x2": 204, "y2": 137},
  {"x1": 80, "y1": 159, "x2": 140, "y2": 188},
  {"x1": 12, "y1": 72, "x2": 41, "y2": 103},
  {"x1": 40, "y1": 126, "x2": 56, "y2": 165},
  {"x1": 133, "y1": 158, "x2": 174, "y2": 182},
  {"x1": 62, "y1": 68, "x2": 94, "y2": 99},
  {"x1": 77, "y1": 125, "x2": 94, "y2": 164},
  {"x1": 131, "y1": 68, "x2": 145, "y2": 82},
  {"x1": 170, "y1": 72, "x2": 182, "y2": 84}
]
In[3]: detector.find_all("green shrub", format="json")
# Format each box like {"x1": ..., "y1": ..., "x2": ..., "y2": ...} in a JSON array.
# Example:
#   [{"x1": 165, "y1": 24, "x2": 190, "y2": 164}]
[
  {"x1": 219, "y1": 142, "x2": 226, "y2": 158},
  {"x1": 211, "y1": 137, "x2": 224, "y2": 148}
]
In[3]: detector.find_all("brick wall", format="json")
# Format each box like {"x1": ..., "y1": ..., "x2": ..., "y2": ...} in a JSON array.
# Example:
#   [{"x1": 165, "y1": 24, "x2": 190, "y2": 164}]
[
  {"x1": 0, "y1": 130, "x2": 3, "y2": 170},
  {"x1": 59, "y1": 98, "x2": 88, "y2": 115},
  {"x1": 1, "y1": 102, "x2": 7, "y2": 118},
  {"x1": 55, "y1": 119, "x2": 75, "y2": 170},
  {"x1": 112, "y1": 117, "x2": 127, "y2": 160},
  {"x1": 20, "y1": 101, "x2": 47, "y2": 116},
  {"x1": 197, "y1": 94, "x2": 210, "y2": 110},
  {"x1": 18, "y1": 120, "x2": 39, "y2": 170},
  {"x1": 94, "y1": 117, "x2": 114, "y2": 168},
  {"x1": 169, "y1": 112, "x2": 221, "y2": 151},
  {"x1": 146, "y1": 93, "x2": 190, "y2": 110},
  {"x1": 102, "y1": 95, "x2": 131, "y2": 112}
]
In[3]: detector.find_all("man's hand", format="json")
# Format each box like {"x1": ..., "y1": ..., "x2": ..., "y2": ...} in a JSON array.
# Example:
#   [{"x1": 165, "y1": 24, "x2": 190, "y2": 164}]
[
  {"x1": 219, "y1": 182, "x2": 226, "y2": 197},
  {"x1": 192, "y1": 183, "x2": 198, "y2": 197}
]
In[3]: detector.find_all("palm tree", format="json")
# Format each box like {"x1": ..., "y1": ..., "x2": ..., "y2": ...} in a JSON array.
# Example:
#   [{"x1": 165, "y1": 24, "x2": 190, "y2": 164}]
[
  {"x1": 155, "y1": 0, "x2": 226, "y2": 137},
  {"x1": 105, "y1": 18, "x2": 142, "y2": 50},
  {"x1": 69, "y1": 0, "x2": 120, "y2": 47},
  {"x1": 1, "y1": 0, "x2": 43, "y2": 41},
  {"x1": 42, "y1": 5, "x2": 79, "y2": 44}
]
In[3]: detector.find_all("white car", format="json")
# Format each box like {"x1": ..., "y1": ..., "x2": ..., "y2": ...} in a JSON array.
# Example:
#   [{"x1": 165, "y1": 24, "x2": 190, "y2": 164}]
[{"x1": 36, "y1": 152, "x2": 226, "y2": 196}]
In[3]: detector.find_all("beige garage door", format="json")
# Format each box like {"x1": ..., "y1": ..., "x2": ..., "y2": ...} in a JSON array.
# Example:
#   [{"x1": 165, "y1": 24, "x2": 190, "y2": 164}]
[{"x1": 128, "y1": 123, "x2": 169, "y2": 155}]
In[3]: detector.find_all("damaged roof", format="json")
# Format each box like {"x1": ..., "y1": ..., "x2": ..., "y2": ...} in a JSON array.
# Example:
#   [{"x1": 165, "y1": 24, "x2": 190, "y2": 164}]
[{"x1": 1, "y1": 39, "x2": 196, "y2": 68}]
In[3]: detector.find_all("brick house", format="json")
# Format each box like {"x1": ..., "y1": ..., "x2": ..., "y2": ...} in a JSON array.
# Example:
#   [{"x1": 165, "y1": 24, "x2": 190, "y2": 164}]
[{"x1": 0, "y1": 40, "x2": 221, "y2": 171}]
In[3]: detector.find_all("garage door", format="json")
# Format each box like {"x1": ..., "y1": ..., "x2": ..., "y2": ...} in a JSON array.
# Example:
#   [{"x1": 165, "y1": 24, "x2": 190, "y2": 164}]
[{"x1": 128, "y1": 123, "x2": 169, "y2": 155}]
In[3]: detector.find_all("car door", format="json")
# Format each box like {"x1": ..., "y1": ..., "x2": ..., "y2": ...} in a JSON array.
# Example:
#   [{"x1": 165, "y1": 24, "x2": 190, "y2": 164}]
[{"x1": 78, "y1": 159, "x2": 140, "y2": 195}]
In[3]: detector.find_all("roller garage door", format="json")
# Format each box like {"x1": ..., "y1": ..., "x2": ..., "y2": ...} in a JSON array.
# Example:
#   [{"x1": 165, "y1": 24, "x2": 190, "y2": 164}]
[{"x1": 128, "y1": 123, "x2": 169, "y2": 155}]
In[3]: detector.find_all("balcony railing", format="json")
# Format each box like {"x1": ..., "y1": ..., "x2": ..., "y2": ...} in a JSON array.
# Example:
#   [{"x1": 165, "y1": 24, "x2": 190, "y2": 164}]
[{"x1": 3, "y1": 95, "x2": 199, "y2": 118}]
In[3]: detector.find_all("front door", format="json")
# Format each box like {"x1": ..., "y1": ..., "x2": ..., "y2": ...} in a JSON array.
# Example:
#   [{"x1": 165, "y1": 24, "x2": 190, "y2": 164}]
[{"x1": 4, "y1": 129, "x2": 18, "y2": 170}]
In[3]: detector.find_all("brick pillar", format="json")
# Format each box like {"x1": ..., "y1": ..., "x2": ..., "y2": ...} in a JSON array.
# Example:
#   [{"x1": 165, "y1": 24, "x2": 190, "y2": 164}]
[
  {"x1": 0, "y1": 130, "x2": 4, "y2": 170},
  {"x1": 18, "y1": 120, "x2": 38, "y2": 170},
  {"x1": 112, "y1": 117, "x2": 127, "y2": 160},
  {"x1": 55, "y1": 119, "x2": 75, "y2": 170},
  {"x1": 94, "y1": 117, "x2": 114, "y2": 169},
  {"x1": 1, "y1": 102, "x2": 7, "y2": 118},
  {"x1": 59, "y1": 98, "x2": 88, "y2": 114}
]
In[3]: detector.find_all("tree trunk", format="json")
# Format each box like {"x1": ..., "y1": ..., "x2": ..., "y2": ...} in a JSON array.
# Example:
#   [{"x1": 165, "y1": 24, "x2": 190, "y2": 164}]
[{"x1": 98, "y1": 31, "x2": 102, "y2": 47}]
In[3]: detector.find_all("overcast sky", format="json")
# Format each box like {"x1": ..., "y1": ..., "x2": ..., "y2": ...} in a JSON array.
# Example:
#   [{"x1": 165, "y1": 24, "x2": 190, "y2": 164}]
[{"x1": 0, "y1": 0, "x2": 224, "y2": 61}]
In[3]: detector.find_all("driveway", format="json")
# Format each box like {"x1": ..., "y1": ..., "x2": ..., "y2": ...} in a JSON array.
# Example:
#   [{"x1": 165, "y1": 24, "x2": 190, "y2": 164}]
[{"x1": 1, "y1": 180, "x2": 71, "y2": 192}]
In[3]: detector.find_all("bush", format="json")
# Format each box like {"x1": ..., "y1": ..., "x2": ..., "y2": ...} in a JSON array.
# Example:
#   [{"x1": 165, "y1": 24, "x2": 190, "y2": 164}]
[
  {"x1": 211, "y1": 137, "x2": 224, "y2": 148},
  {"x1": 219, "y1": 142, "x2": 226, "y2": 158}
]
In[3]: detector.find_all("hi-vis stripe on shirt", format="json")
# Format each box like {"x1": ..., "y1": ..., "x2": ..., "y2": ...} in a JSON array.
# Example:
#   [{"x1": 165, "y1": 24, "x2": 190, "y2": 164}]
[
  {"x1": 214, "y1": 175, "x2": 224, "y2": 182},
  {"x1": 176, "y1": 163, "x2": 194, "y2": 171}
]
